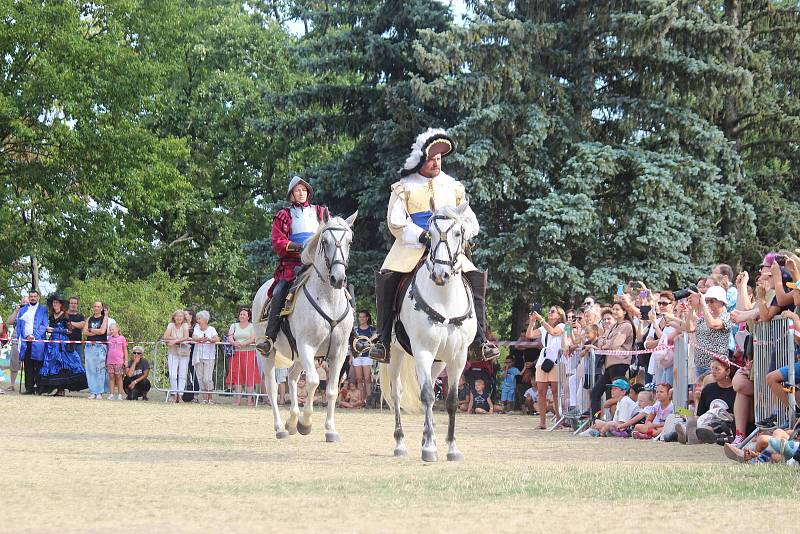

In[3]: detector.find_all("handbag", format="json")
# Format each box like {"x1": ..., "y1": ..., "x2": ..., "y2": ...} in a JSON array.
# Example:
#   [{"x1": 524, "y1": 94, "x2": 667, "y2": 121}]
[
  {"x1": 177, "y1": 343, "x2": 191, "y2": 358},
  {"x1": 652, "y1": 338, "x2": 674, "y2": 368},
  {"x1": 539, "y1": 332, "x2": 555, "y2": 372}
]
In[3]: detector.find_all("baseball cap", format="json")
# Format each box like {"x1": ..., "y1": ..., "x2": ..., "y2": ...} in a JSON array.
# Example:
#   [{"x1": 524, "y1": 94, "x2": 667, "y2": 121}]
[{"x1": 611, "y1": 379, "x2": 630, "y2": 391}]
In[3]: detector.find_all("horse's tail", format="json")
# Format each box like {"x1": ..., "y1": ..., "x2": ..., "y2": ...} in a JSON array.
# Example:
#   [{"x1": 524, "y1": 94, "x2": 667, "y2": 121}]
[{"x1": 379, "y1": 347, "x2": 423, "y2": 414}]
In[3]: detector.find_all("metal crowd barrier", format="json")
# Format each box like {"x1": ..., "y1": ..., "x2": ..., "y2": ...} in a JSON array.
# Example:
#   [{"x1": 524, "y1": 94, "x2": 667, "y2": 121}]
[
  {"x1": 672, "y1": 334, "x2": 690, "y2": 411},
  {"x1": 752, "y1": 317, "x2": 796, "y2": 430},
  {"x1": 544, "y1": 348, "x2": 595, "y2": 433},
  {"x1": 150, "y1": 340, "x2": 271, "y2": 403}
]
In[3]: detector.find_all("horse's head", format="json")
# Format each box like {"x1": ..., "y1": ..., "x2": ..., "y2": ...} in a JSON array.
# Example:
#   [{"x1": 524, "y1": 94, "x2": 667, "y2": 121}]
[
  {"x1": 302, "y1": 211, "x2": 357, "y2": 289},
  {"x1": 427, "y1": 203, "x2": 469, "y2": 286}
]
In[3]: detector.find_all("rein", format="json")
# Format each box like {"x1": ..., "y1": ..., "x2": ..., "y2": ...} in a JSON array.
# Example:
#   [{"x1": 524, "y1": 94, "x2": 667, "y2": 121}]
[
  {"x1": 409, "y1": 275, "x2": 473, "y2": 326},
  {"x1": 304, "y1": 223, "x2": 353, "y2": 360}
]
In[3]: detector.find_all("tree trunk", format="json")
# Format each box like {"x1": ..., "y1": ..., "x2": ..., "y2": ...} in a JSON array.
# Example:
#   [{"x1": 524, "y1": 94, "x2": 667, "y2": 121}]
[
  {"x1": 510, "y1": 296, "x2": 530, "y2": 341},
  {"x1": 29, "y1": 256, "x2": 40, "y2": 293}
]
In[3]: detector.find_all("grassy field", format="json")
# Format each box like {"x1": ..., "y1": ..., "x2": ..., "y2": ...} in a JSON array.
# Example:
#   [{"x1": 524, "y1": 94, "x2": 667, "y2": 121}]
[{"x1": 3, "y1": 392, "x2": 798, "y2": 533}]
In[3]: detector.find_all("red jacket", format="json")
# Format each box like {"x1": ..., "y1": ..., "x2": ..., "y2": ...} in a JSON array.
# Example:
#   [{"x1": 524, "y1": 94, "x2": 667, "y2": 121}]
[{"x1": 271, "y1": 204, "x2": 328, "y2": 293}]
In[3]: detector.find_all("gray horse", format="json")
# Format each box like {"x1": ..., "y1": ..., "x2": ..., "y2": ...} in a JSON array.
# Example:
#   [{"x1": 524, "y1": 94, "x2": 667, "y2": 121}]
[{"x1": 252, "y1": 212, "x2": 357, "y2": 442}]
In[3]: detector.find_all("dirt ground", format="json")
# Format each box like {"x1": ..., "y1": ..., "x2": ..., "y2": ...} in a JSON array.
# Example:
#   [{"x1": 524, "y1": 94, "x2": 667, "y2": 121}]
[{"x1": 3, "y1": 392, "x2": 798, "y2": 533}]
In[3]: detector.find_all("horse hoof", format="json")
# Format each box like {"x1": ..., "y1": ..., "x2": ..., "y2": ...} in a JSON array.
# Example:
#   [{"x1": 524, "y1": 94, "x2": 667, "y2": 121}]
[
  {"x1": 325, "y1": 432, "x2": 341, "y2": 443},
  {"x1": 297, "y1": 422, "x2": 312, "y2": 435},
  {"x1": 421, "y1": 449, "x2": 438, "y2": 462},
  {"x1": 286, "y1": 422, "x2": 298, "y2": 435},
  {"x1": 276, "y1": 430, "x2": 290, "y2": 440},
  {"x1": 446, "y1": 452, "x2": 464, "y2": 462},
  {"x1": 394, "y1": 447, "x2": 408, "y2": 457}
]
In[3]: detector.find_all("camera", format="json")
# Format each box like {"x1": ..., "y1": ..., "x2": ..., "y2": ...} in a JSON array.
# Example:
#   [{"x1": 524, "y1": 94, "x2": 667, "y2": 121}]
[{"x1": 672, "y1": 284, "x2": 699, "y2": 301}]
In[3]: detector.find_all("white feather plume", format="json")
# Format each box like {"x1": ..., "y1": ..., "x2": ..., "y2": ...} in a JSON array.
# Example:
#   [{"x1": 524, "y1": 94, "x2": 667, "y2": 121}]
[{"x1": 402, "y1": 128, "x2": 449, "y2": 171}]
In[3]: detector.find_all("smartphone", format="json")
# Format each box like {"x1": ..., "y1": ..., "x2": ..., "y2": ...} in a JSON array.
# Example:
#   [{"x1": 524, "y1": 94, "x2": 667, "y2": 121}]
[
  {"x1": 639, "y1": 290, "x2": 649, "y2": 300},
  {"x1": 616, "y1": 284, "x2": 625, "y2": 296},
  {"x1": 640, "y1": 305, "x2": 652, "y2": 321},
  {"x1": 530, "y1": 302, "x2": 542, "y2": 314}
]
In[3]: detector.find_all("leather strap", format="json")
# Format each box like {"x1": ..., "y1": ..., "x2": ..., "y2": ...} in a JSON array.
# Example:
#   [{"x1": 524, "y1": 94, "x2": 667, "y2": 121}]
[{"x1": 409, "y1": 275, "x2": 473, "y2": 327}]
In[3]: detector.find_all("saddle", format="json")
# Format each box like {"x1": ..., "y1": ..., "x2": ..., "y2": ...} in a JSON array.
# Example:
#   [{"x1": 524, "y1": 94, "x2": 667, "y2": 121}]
[{"x1": 259, "y1": 266, "x2": 313, "y2": 361}]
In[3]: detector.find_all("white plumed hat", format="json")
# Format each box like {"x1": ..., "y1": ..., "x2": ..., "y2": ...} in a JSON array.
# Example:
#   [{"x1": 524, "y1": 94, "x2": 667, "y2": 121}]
[{"x1": 400, "y1": 128, "x2": 456, "y2": 177}]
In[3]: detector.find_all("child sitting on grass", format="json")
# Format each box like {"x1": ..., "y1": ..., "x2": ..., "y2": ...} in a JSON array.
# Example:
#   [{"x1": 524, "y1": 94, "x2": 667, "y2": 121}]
[
  {"x1": 608, "y1": 390, "x2": 654, "y2": 437},
  {"x1": 633, "y1": 383, "x2": 673, "y2": 439},
  {"x1": 470, "y1": 378, "x2": 494, "y2": 414},
  {"x1": 723, "y1": 427, "x2": 800, "y2": 464},
  {"x1": 338, "y1": 379, "x2": 365, "y2": 409},
  {"x1": 580, "y1": 379, "x2": 638, "y2": 437},
  {"x1": 457, "y1": 375, "x2": 471, "y2": 413}
]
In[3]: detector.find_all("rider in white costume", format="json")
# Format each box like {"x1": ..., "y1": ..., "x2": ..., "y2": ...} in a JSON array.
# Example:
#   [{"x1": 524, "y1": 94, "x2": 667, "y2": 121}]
[{"x1": 369, "y1": 128, "x2": 500, "y2": 362}]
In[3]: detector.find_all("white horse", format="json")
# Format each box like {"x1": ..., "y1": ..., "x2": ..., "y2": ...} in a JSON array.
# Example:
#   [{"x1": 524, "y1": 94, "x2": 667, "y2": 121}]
[
  {"x1": 252, "y1": 212, "x2": 357, "y2": 442},
  {"x1": 382, "y1": 203, "x2": 477, "y2": 462}
]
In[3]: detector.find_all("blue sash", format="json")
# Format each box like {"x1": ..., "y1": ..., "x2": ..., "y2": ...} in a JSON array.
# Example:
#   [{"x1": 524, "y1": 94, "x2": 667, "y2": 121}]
[
  {"x1": 410, "y1": 211, "x2": 433, "y2": 231},
  {"x1": 289, "y1": 232, "x2": 315, "y2": 245}
]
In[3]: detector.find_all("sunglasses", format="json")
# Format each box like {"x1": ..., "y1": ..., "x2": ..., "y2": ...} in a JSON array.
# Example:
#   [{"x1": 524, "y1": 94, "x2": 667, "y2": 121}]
[
  {"x1": 132, "y1": 351, "x2": 143, "y2": 355},
  {"x1": 657, "y1": 301, "x2": 671, "y2": 306}
]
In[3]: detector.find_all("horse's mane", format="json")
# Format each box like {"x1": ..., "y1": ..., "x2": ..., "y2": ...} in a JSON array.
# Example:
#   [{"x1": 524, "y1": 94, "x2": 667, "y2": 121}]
[
  {"x1": 300, "y1": 216, "x2": 351, "y2": 265},
  {"x1": 434, "y1": 204, "x2": 470, "y2": 229}
]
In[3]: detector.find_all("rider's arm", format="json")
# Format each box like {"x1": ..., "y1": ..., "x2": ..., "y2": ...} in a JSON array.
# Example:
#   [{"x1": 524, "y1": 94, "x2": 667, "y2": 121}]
[
  {"x1": 271, "y1": 209, "x2": 295, "y2": 257},
  {"x1": 387, "y1": 188, "x2": 425, "y2": 248}
]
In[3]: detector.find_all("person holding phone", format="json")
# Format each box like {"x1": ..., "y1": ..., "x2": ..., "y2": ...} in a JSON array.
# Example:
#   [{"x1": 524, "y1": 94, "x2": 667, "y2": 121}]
[
  {"x1": 589, "y1": 304, "x2": 634, "y2": 416},
  {"x1": 526, "y1": 306, "x2": 566, "y2": 429}
]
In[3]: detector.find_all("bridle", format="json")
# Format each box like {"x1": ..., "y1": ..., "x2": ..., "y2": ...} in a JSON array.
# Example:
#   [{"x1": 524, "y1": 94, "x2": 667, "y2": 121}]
[
  {"x1": 312, "y1": 225, "x2": 350, "y2": 284},
  {"x1": 426, "y1": 214, "x2": 464, "y2": 280}
]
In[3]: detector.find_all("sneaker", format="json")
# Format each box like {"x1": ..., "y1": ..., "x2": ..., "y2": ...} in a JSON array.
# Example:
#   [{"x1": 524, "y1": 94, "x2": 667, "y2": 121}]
[
  {"x1": 731, "y1": 434, "x2": 745, "y2": 448},
  {"x1": 107, "y1": 394, "x2": 115, "y2": 400},
  {"x1": 88, "y1": 394, "x2": 96, "y2": 400},
  {"x1": 506, "y1": 411, "x2": 515, "y2": 415},
  {"x1": 609, "y1": 428, "x2": 629, "y2": 438},
  {"x1": 116, "y1": 394, "x2": 124, "y2": 401},
  {"x1": 579, "y1": 428, "x2": 600, "y2": 437},
  {"x1": 675, "y1": 423, "x2": 688, "y2": 444},
  {"x1": 756, "y1": 414, "x2": 778, "y2": 428}
]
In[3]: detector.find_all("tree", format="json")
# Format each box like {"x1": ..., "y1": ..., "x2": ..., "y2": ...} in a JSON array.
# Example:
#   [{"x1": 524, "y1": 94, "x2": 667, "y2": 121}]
[{"x1": 408, "y1": 1, "x2": 758, "y2": 335}]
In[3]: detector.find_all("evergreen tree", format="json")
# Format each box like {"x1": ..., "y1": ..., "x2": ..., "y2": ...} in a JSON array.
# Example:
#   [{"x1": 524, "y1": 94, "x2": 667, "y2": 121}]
[{"x1": 411, "y1": 1, "x2": 758, "y2": 335}]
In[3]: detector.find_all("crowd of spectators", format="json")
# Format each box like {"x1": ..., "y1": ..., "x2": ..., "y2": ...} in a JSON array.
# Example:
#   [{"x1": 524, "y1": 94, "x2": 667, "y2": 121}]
[{"x1": 0, "y1": 294, "x2": 379, "y2": 411}]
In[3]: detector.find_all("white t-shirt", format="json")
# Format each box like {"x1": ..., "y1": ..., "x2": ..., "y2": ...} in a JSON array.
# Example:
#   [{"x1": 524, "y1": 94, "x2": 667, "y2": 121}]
[
  {"x1": 192, "y1": 325, "x2": 218, "y2": 361},
  {"x1": 21, "y1": 304, "x2": 38, "y2": 337},
  {"x1": 647, "y1": 321, "x2": 678, "y2": 374},
  {"x1": 612, "y1": 395, "x2": 638, "y2": 422},
  {"x1": 535, "y1": 324, "x2": 565, "y2": 367}
]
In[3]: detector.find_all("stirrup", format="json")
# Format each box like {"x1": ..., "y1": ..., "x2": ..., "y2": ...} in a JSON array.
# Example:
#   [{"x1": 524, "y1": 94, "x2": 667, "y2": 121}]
[
  {"x1": 368, "y1": 341, "x2": 390, "y2": 363},
  {"x1": 256, "y1": 338, "x2": 274, "y2": 356}
]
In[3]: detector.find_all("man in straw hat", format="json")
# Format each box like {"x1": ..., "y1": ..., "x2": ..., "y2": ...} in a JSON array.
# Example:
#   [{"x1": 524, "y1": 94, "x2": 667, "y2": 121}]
[
  {"x1": 369, "y1": 128, "x2": 500, "y2": 362},
  {"x1": 257, "y1": 176, "x2": 329, "y2": 355}
]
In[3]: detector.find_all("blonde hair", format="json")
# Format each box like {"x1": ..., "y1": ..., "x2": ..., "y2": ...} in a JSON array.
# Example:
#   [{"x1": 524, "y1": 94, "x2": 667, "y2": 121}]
[
  {"x1": 109, "y1": 322, "x2": 120, "y2": 335},
  {"x1": 171, "y1": 309, "x2": 185, "y2": 323}
]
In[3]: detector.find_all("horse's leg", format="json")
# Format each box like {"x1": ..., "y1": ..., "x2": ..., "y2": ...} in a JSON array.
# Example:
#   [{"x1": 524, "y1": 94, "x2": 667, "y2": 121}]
[
  {"x1": 265, "y1": 357, "x2": 288, "y2": 439},
  {"x1": 389, "y1": 350, "x2": 407, "y2": 457},
  {"x1": 415, "y1": 352, "x2": 437, "y2": 462},
  {"x1": 445, "y1": 356, "x2": 467, "y2": 461},
  {"x1": 325, "y1": 350, "x2": 347, "y2": 443},
  {"x1": 297, "y1": 349, "x2": 319, "y2": 436},
  {"x1": 285, "y1": 360, "x2": 302, "y2": 435}
]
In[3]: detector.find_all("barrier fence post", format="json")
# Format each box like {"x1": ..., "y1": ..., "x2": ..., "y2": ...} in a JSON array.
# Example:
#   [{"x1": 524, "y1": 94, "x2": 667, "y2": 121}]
[{"x1": 672, "y1": 334, "x2": 690, "y2": 411}]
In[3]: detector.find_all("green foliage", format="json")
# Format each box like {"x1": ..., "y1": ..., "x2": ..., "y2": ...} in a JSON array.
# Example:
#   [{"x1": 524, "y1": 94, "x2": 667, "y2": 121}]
[{"x1": 65, "y1": 271, "x2": 186, "y2": 343}]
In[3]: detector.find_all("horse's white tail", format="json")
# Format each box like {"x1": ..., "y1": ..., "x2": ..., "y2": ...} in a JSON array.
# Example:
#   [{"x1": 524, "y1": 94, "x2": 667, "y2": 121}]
[{"x1": 379, "y1": 351, "x2": 423, "y2": 414}]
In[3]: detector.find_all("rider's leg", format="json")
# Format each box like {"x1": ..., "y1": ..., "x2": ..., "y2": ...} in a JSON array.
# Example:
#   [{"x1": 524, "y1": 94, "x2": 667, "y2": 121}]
[
  {"x1": 257, "y1": 279, "x2": 290, "y2": 354},
  {"x1": 464, "y1": 270, "x2": 500, "y2": 360},
  {"x1": 369, "y1": 270, "x2": 403, "y2": 362}
]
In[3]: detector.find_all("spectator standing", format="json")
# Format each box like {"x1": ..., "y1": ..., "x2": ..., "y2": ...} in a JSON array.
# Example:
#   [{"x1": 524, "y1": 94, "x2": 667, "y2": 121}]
[
  {"x1": 124, "y1": 346, "x2": 151, "y2": 400},
  {"x1": 682, "y1": 286, "x2": 733, "y2": 378},
  {"x1": 225, "y1": 308, "x2": 258, "y2": 406},
  {"x1": 18, "y1": 290, "x2": 49, "y2": 394},
  {"x1": 192, "y1": 310, "x2": 219, "y2": 404},
  {"x1": 500, "y1": 357, "x2": 525, "y2": 413},
  {"x1": 162, "y1": 309, "x2": 190, "y2": 403},
  {"x1": 527, "y1": 306, "x2": 566, "y2": 429},
  {"x1": 590, "y1": 304, "x2": 634, "y2": 416},
  {"x1": 38, "y1": 295, "x2": 87, "y2": 395},
  {"x1": 5, "y1": 296, "x2": 27, "y2": 391},
  {"x1": 645, "y1": 292, "x2": 680, "y2": 385},
  {"x1": 106, "y1": 323, "x2": 127, "y2": 400},
  {"x1": 83, "y1": 301, "x2": 109, "y2": 399},
  {"x1": 350, "y1": 310, "x2": 376, "y2": 404}
]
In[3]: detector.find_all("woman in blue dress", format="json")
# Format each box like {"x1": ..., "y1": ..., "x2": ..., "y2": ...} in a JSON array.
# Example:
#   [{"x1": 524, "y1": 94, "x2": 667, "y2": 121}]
[{"x1": 39, "y1": 295, "x2": 88, "y2": 395}]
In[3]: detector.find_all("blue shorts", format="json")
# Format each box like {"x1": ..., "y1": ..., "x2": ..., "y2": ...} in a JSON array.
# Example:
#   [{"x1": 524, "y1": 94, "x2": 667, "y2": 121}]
[
  {"x1": 778, "y1": 362, "x2": 800, "y2": 385},
  {"x1": 501, "y1": 387, "x2": 515, "y2": 402}
]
